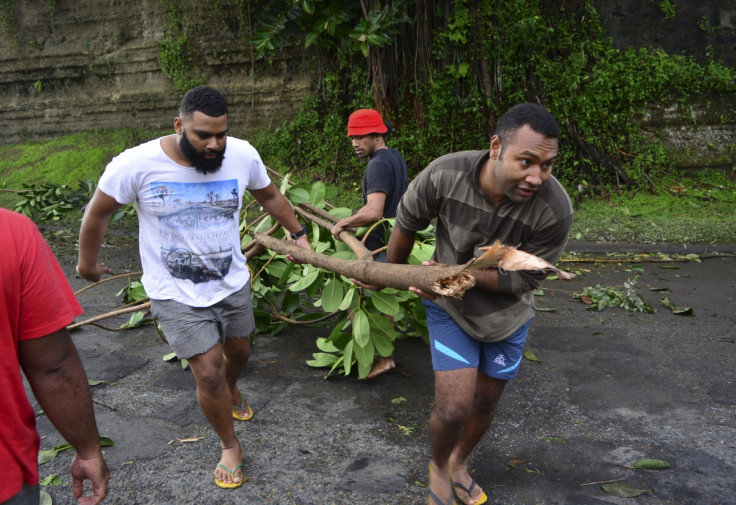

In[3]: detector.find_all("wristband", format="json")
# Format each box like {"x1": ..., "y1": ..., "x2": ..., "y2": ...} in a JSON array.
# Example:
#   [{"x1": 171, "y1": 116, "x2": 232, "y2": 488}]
[{"x1": 290, "y1": 225, "x2": 308, "y2": 240}]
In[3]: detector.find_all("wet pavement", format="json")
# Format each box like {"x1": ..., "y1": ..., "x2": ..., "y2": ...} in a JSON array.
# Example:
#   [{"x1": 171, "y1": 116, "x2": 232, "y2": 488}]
[{"x1": 30, "y1": 239, "x2": 736, "y2": 505}]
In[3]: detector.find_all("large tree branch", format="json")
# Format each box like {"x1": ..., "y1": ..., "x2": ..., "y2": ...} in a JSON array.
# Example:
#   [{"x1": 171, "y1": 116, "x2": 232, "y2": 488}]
[
  {"x1": 293, "y1": 206, "x2": 373, "y2": 261},
  {"x1": 256, "y1": 234, "x2": 575, "y2": 299},
  {"x1": 256, "y1": 233, "x2": 475, "y2": 297}
]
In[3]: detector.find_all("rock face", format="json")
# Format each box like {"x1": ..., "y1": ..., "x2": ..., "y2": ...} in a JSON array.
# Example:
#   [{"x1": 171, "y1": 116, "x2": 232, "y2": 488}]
[
  {"x1": 595, "y1": 0, "x2": 736, "y2": 172},
  {"x1": 641, "y1": 96, "x2": 736, "y2": 172},
  {"x1": 0, "y1": 0, "x2": 312, "y2": 145},
  {"x1": 0, "y1": 0, "x2": 733, "y2": 172},
  {"x1": 595, "y1": 0, "x2": 736, "y2": 68}
]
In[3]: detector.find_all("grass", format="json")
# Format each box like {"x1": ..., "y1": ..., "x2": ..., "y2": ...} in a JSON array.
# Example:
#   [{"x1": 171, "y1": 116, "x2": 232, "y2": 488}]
[
  {"x1": 1, "y1": 129, "x2": 734, "y2": 245},
  {"x1": 0, "y1": 128, "x2": 163, "y2": 209},
  {"x1": 569, "y1": 170, "x2": 736, "y2": 244}
]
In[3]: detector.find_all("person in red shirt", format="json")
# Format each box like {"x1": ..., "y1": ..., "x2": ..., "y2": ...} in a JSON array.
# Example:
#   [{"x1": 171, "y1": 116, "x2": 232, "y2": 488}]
[{"x1": 0, "y1": 209, "x2": 109, "y2": 505}]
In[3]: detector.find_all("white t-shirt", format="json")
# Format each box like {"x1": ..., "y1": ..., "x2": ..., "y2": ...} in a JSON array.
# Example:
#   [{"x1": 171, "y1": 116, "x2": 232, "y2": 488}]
[{"x1": 99, "y1": 136, "x2": 271, "y2": 307}]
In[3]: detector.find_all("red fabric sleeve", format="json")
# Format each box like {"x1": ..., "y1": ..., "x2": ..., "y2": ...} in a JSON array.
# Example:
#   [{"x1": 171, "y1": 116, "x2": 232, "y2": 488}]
[{"x1": 17, "y1": 219, "x2": 84, "y2": 340}]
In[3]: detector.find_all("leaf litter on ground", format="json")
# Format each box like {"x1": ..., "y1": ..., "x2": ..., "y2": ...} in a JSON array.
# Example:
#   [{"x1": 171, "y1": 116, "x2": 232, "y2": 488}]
[{"x1": 572, "y1": 276, "x2": 654, "y2": 313}]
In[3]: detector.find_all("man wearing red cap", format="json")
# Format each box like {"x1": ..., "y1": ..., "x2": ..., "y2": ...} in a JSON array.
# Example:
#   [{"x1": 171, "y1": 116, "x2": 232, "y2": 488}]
[{"x1": 330, "y1": 108, "x2": 408, "y2": 260}]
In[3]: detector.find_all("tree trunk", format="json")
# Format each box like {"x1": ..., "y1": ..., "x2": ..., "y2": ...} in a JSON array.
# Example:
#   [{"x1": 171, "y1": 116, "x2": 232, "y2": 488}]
[
  {"x1": 256, "y1": 234, "x2": 576, "y2": 298},
  {"x1": 255, "y1": 233, "x2": 475, "y2": 298}
]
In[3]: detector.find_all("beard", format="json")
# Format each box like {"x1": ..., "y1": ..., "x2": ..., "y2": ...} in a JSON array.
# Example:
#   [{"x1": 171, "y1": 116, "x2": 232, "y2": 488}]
[{"x1": 180, "y1": 130, "x2": 226, "y2": 175}]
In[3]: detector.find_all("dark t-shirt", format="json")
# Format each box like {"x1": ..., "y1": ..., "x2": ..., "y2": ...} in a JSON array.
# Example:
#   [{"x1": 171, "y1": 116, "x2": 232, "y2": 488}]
[{"x1": 362, "y1": 147, "x2": 409, "y2": 251}]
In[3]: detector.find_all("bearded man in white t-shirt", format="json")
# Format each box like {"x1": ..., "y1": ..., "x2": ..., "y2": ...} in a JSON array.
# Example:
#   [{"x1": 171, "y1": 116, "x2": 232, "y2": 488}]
[{"x1": 77, "y1": 86, "x2": 311, "y2": 490}]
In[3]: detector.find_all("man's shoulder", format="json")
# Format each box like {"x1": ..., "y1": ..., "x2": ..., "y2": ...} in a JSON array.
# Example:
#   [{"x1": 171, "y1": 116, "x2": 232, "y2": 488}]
[
  {"x1": 109, "y1": 137, "x2": 163, "y2": 166},
  {"x1": 226, "y1": 137, "x2": 259, "y2": 156},
  {"x1": 0, "y1": 208, "x2": 31, "y2": 228},
  {"x1": 419, "y1": 150, "x2": 487, "y2": 186},
  {"x1": 427, "y1": 150, "x2": 487, "y2": 171},
  {"x1": 534, "y1": 175, "x2": 574, "y2": 221},
  {"x1": 369, "y1": 147, "x2": 406, "y2": 167},
  {"x1": 540, "y1": 176, "x2": 572, "y2": 204}
]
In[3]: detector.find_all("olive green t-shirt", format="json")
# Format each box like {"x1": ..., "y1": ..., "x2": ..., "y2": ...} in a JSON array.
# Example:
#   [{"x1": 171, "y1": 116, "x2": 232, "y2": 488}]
[{"x1": 395, "y1": 150, "x2": 573, "y2": 342}]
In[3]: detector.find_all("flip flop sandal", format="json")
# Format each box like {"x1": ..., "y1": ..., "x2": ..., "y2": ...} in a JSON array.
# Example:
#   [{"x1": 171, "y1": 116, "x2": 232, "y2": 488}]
[
  {"x1": 429, "y1": 489, "x2": 456, "y2": 505},
  {"x1": 232, "y1": 393, "x2": 254, "y2": 421},
  {"x1": 214, "y1": 462, "x2": 243, "y2": 489},
  {"x1": 428, "y1": 462, "x2": 457, "y2": 505},
  {"x1": 449, "y1": 464, "x2": 487, "y2": 505},
  {"x1": 452, "y1": 479, "x2": 487, "y2": 505}
]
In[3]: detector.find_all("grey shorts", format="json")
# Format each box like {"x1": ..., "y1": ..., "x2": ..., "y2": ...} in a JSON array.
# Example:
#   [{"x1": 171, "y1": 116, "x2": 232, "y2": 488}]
[
  {"x1": 2, "y1": 483, "x2": 39, "y2": 505},
  {"x1": 149, "y1": 283, "x2": 255, "y2": 359}
]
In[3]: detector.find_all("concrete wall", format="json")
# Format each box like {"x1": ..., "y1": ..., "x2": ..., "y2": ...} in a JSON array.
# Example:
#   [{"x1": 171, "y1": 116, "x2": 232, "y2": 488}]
[{"x1": 0, "y1": 0, "x2": 312, "y2": 145}]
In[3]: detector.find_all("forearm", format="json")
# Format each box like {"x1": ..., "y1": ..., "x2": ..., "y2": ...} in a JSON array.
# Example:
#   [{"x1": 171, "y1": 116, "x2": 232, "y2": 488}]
[
  {"x1": 335, "y1": 205, "x2": 383, "y2": 230},
  {"x1": 268, "y1": 204, "x2": 303, "y2": 235},
  {"x1": 469, "y1": 268, "x2": 500, "y2": 292},
  {"x1": 22, "y1": 330, "x2": 102, "y2": 459},
  {"x1": 386, "y1": 227, "x2": 415, "y2": 264},
  {"x1": 77, "y1": 189, "x2": 122, "y2": 279},
  {"x1": 253, "y1": 185, "x2": 303, "y2": 234},
  {"x1": 77, "y1": 210, "x2": 109, "y2": 273}
]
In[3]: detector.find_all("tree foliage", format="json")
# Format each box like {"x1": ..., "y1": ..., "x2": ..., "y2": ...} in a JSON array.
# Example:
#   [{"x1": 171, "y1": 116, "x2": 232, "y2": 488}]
[
  {"x1": 244, "y1": 177, "x2": 431, "y2": 378},
  {"x1": 243, "y1": 0, "x2": 736, "y2": 193}
]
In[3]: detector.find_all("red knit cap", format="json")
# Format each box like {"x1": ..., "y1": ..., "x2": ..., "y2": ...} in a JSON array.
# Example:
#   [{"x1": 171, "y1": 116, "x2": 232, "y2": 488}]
[{"x1": 347, "y1": 109, "x2": 388, "y2": 137}]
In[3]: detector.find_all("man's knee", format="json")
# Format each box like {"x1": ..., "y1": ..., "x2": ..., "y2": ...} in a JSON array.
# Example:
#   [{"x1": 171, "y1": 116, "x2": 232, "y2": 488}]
[
  {"x1": 433, "y1": 397, "x2": 473, "y2": 427},
  {"x1": 473, "y1": 394, "x2": 501, "y2": 416},
  {"x1": 189, "y1": 353, "x2": 226, "y2": 391},
  {"x1": 224, "y1": 337, "x2": 251, "y2": 363}
]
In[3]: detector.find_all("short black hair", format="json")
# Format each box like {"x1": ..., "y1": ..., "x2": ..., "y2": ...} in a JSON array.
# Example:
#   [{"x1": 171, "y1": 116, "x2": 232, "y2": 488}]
[
  {"x1": 495, "y1": 103, "x2": 560, "y2": 146},
  {"x1": 179, "y1": 86, "x2": 228, "y2": 118}
]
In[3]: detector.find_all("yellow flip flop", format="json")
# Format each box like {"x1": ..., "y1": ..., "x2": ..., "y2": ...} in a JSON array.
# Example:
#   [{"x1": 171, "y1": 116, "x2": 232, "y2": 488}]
[
  {"x1": 232, "y1": 393, "x2": 254, "y2": 421},
  {"x1": 214, "y1": 462, "x2": 243, "y2": 489},
  {"x1": 449, "y1": 465, "x2": 487, "y2": 505}
]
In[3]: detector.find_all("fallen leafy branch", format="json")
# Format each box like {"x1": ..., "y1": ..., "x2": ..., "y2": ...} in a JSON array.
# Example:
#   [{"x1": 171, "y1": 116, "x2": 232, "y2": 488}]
[
  {"x1": 67, "y1": 302, "x2": 151, "y2": 330},
  {"x1": 255, "y1": 235, "x2": 575, "y2": 298}
]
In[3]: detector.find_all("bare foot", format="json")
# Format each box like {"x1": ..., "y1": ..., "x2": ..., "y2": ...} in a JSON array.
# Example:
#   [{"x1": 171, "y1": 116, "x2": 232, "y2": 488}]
[{"x1": 364, "y1": 356, "x2": 396, "y2": 379}]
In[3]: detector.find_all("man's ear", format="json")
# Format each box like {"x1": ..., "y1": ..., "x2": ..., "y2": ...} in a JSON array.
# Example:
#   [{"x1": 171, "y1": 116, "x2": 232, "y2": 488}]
[
  {"x1": 174, "y1": 117, "x2": 183, "y2": 135},
  {"x1": 490, "y1": 135, "x2": 502, "y2": 160}
]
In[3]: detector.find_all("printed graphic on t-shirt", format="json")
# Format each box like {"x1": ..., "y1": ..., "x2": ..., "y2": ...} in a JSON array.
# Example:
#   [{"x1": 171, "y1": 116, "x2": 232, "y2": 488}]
[{"x1": 150, "y1": 180, "x2": 239, "y2": 284}]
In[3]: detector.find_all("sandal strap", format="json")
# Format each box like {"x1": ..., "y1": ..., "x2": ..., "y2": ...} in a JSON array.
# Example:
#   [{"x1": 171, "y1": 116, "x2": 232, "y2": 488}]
[{"x1": 429, "y1": 489, "x2": 455, "y2": 505}]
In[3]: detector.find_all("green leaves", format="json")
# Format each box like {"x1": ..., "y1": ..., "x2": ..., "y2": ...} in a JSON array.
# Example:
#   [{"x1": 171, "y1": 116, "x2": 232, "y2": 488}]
[
  {"x1": 40, "y1": 474, "x2": 62, "y2": 486},
  {"x1": 626, "y1": 458, "x2": 671, "y2": 469},
  {"x1": 572, "y1": 276, "x2": 654, "y2": 313},
  {"x1": 287, "y1": 268, "x2": 321, "y2": 292},
  {"x1": 370, "y1": 290, "x2": 400, "y2": 316},
  {"x1": 244, "y1": 179, "x2": 429, "y2": 379},
  {"x1": 595, "y1": 458, "x2": 670, "y2": 497},
  {"x1": 120, "y1": 310, "x2": 152, "y2": 329},
  {"x1": 252, "y1": 0, "x2": 410, "y2": 59},
  {"x1": 351, "y1": 308, "x2": 370, "y2": 347},
  {"x1": 163, "y1": 352, "x2": 189, "y2": 370},
  {"x1": 39, "y1": 437, "x2": 114, "y2": 465},
  {"x1": 661, "y1": 298, "x2": 694, "y2": 315},
  {"x1": 319, "y1": 276, "x2": 344, "y2": 312},
  {"x1": 602, "y1": 483, "x2": 652, "y2": 498},
  {"x1": 349, "y1": 3, "x2": 410, "y2": 57},
  {"x1": 13, "y1": 180, "x2": 96, "y2": 221},
  {"x1": 117, "y1": 280, "x2": 147, "y2": 303}
]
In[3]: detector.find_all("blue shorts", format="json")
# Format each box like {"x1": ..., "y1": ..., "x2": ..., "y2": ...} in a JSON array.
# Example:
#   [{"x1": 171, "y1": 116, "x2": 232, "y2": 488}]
[{"x1": 422, "y1": 300, "x2": 532, "y2": 380}]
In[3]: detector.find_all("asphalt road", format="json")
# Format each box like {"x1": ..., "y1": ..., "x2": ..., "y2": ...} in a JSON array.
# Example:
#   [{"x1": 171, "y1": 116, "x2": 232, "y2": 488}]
[{"x1": 30, "y1": 239, "x2": 735, "y2": 505}]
